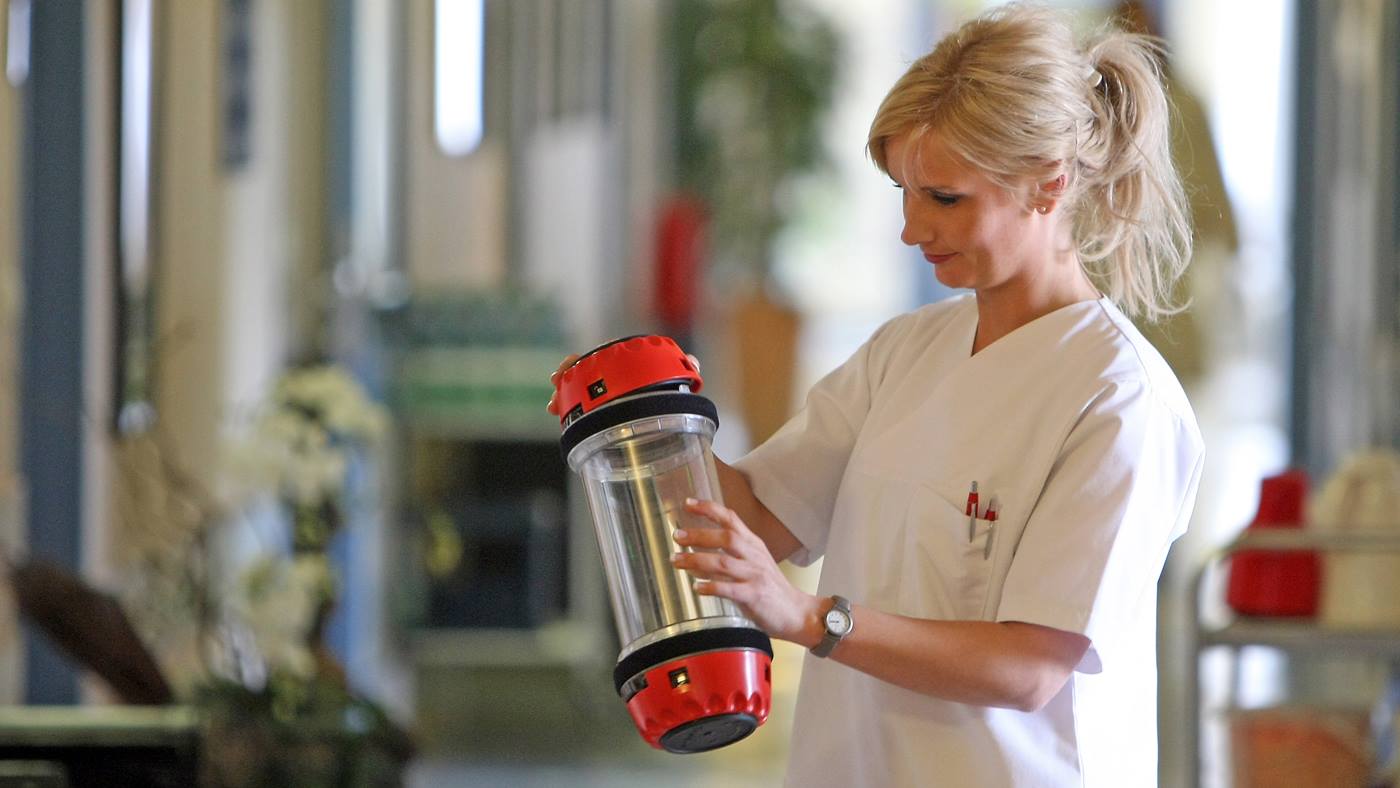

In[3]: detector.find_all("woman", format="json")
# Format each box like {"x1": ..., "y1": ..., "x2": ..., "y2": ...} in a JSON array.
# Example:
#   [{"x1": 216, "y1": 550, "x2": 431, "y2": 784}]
[{"x1": 552, "y1": 4, "x2": 1202, "y2": 785}]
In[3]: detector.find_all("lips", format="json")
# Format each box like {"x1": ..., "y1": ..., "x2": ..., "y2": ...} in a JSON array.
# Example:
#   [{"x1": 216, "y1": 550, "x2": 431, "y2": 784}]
[{"x1": 923, "y1": 251, "x2": 957, "y2": 265}]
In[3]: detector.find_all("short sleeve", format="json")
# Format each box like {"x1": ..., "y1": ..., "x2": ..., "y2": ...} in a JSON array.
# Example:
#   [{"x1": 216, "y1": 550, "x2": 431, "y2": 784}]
[
  {"x1": 732, "y1": 318, "x2": 904, "y2": 566},
  {"x1": 994, "y1": 378, "x2": 1204, "y2": 673}
]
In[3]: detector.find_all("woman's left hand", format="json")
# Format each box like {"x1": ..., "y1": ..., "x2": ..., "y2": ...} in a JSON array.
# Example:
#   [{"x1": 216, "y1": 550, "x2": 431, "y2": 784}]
[{"x1": 671, "y1": 498, "x2": 821, "y2": 647}]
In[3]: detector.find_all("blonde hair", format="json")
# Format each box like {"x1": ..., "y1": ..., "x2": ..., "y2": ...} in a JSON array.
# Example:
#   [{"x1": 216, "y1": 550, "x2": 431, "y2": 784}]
[{"x1": 867, "y1": 3, "x2": 1192, "y2": 322}]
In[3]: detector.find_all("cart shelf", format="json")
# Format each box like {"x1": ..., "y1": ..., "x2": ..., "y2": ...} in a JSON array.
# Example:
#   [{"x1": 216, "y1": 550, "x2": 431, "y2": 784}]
[{"x1": 1187, "y1": 529, "x2": 1400, "y2": 787}]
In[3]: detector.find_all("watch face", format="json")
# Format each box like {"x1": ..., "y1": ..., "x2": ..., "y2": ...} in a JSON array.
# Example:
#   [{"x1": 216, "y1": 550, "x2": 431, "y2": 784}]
[{"x1": 825, "y1": 608, "x2": 851, "y2": 635}]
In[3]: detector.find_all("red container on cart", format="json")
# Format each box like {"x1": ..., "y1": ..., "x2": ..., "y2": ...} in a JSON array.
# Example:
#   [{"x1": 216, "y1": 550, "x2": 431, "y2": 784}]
[{"x1": 1225, "y1": 470, "x2": 1320, "y2": 617}]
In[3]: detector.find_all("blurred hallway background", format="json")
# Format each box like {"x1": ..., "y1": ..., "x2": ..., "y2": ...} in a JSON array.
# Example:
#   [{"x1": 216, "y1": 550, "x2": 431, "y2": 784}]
[{"x1": 0, "y1": 1, "x2": 1397, "y2": 786}]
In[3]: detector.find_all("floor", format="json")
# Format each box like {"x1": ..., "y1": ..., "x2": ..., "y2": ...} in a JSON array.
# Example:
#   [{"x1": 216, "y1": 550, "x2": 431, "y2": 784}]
[
  {"x1": 403, "y1": 638, "x2": 805, "y2": 788},
  {"x1": 406, "y1": 756, "x2": 784, "y2": 788}
]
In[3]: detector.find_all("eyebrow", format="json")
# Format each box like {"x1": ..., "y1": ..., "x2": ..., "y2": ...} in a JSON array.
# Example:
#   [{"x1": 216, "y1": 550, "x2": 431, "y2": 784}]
[
  {"x1": 911, "y1": 181, "x2": 960, "y2": 193},
  {"x1": 892, "y1": 174, "x2": 960, "y2": 192},
  {"x1": 892, "y1": 151, "x2": 961, "y2": 191}
]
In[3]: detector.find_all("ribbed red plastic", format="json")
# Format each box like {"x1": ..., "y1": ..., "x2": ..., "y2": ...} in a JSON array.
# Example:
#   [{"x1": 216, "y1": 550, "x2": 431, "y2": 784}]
[
  {"x1": 624, "y1": 648, "x2": 772, "y2": 750},
  {"x1": 554, "y1": 335, "x2": 701, "y2": 425}
]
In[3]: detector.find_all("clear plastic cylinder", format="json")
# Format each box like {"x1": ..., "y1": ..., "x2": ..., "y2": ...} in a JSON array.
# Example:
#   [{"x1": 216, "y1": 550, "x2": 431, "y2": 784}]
[{"x1": 567, "y1": 411, "x2": 751, "y2": 656}]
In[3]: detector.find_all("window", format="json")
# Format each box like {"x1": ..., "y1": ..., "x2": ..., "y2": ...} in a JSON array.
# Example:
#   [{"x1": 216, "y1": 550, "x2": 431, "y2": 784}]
[{"x1": 434, "y1": 0, "x2": 485, "y2": 157}]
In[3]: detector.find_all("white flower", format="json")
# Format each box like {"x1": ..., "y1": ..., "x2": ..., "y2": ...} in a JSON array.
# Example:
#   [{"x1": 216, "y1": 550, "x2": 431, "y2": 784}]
[
  {"x1": 229, "y1": 554, "x2": 333, "y2": 680},
  {"x1": 275, "y1": 366, "x2": 387, "y2": 443},
  {"x1": 224, "y1": 364, "x2": 387, "y2": 509},
  {"x1": 211, "y1": 364, "x2": 384, "y2": 676}
]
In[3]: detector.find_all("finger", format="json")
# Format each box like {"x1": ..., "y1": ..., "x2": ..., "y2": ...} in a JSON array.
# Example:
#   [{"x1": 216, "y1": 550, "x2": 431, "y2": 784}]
[
  {"x1": 683, "y1": 498, "x2": 741, "y2": 530},
  {"x1": 671, "y1": 526, "x2": 730, "y2": 552},
  {"x1": 692, "y1": 578, "x2": 745, "y2": 605},
  {"x1": 674, "y1": 520, "x2": 745, "y2": 559},
  {"x1": 671, "y1": 561, "x2": 739, "y2": 584},
  {"x1": 547, "y1": 355, "x2": 581, "y2": 415},
  {"x1": 671, "y1": 549, "x2": 747, "y2": 581},
  {"x1": 549, "y1": 354, "x2": 581, "y2": 384},
  {"x1": 683, "y1": 499, "x2": 762, "y2": 553},
  {"x1": 692, "y1": 574, "x2": 769, "y2": 627}
]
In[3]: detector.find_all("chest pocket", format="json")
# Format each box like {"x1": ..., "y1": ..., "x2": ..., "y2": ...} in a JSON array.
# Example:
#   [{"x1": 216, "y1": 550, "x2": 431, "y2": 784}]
[{"x1": 899, "y1": 481, "x2": 1022, "y2": 622}]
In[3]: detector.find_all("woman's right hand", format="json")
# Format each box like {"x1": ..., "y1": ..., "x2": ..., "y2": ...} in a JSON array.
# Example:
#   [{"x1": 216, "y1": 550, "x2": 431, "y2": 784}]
[{"x1": 547, "y1": 351, "x2": 701, "y2": 416}]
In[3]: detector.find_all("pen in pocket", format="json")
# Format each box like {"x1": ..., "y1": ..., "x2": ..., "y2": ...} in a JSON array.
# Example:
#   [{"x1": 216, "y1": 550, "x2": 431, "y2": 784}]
[
  {"x1": 965, "y1": 481, "x2": 979, "y2": 542},
  {"x1": 983, "y1": 495, "x2": 1000, "y2": 560}
]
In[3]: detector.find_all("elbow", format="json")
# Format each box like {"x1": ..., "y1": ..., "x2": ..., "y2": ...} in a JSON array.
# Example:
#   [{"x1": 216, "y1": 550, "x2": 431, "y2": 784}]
[
  {"x1": 996, "y1": 625, "x2": 1088, "y2": 712},
  {"x1": 1007, "y1": 671, "x2": 1073, "y2": 713},
  {"x1": 1011, "y1": 686, "x2": 1055, "y2": 714}
]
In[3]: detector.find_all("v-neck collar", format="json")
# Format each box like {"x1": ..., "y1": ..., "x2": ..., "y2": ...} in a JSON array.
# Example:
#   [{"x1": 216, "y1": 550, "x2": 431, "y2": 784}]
[
  {"x1": 857, "y1": 294, "x2": 1114, "y2": 483},
  {"x1": 963, "y1": 295, "x2": 1110, "y2": 360}
]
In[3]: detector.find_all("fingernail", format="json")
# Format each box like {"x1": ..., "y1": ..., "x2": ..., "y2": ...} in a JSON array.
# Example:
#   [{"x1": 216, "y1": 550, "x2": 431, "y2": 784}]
[
  {"x1": 673, "y1": 529, "x2": 687, "y2": 540},
  {"x1": 670, "y1": 552, "x2": 684, "y2": 563},
  {"x1": 685, "y1": 497, "x2": 698, "y2": 506}
]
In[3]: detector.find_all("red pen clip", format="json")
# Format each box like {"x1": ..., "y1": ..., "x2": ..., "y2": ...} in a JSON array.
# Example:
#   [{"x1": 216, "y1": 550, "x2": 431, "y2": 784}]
[{"x1": 983, "y1": 495, "x2": 1000, "y2": 559}]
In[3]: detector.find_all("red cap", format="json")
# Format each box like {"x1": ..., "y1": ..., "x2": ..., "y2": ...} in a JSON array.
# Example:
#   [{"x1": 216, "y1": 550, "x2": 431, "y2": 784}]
[
  {"x1": 554, "y1": 335, "x2": 702, "y2": 426},
  {"x1": 1249, "y1": 469, "x2": 1310, "y2": 529}
]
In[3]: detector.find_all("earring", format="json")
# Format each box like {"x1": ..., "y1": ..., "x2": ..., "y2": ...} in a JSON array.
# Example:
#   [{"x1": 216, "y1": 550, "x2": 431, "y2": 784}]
[{"x1": 1036, "y1": 205, "x2": 1049, "y2": 215}]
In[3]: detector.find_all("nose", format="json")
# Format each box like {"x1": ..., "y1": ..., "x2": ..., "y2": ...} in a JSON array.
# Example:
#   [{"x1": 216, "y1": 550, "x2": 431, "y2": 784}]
[{"x1": 899, "y1": 198, "x2": 931, "y2": 247}]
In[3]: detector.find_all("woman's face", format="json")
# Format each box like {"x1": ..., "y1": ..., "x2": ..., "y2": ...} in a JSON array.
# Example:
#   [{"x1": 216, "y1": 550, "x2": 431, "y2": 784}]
[{"x1": 886, "y1": 131, "x2": 1047, "y2": 294}]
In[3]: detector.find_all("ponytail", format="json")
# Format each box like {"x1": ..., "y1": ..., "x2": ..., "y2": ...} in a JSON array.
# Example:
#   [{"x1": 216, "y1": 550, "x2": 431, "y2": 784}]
[{"x1": 1077, "y1": 31, "x2": 1193, "y2": 322}]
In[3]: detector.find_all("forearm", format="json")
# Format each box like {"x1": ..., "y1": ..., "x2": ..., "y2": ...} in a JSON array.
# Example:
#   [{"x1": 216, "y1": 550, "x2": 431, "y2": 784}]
[
  {"x1": 713, "y1": 458, "x2": 803, "y2": 563},
  {"x1": 673, "y1": 498, "x2": 1089, "y2": 712},
  {"x1": 796, "y1": 602, "x2": 1088, "y2": 712}
]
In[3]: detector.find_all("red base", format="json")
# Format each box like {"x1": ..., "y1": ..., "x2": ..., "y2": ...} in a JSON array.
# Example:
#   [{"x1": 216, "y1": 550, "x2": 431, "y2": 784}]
[{"x1": 624, "y1": 648, "x2": 772, "y2": 752}]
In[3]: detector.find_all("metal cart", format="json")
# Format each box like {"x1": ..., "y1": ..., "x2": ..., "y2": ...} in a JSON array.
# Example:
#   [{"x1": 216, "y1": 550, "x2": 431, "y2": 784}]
[{"x1": 1187, "y1": 530, "x2": 1400, "y2": 787}]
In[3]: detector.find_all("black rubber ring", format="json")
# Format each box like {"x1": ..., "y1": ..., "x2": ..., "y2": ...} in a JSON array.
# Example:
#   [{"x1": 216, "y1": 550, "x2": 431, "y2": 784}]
[
  {"x1": 613, "y1": 626, "x2": 773, "y2": 694},
  {"x1": 560, "y1": 392, "x2": 719, "y2": 464}
]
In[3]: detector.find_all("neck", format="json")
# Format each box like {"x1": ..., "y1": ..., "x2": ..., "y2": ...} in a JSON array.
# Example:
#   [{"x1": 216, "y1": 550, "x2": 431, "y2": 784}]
[{"x1": 971, "y1": 248, "x2": 1099, "y2": 355}]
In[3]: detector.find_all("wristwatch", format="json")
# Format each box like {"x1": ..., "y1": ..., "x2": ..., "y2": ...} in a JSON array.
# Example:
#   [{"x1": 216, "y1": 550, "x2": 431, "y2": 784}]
[{"x1": 811, "y1": 595, "x2": 853, "y2": 658}]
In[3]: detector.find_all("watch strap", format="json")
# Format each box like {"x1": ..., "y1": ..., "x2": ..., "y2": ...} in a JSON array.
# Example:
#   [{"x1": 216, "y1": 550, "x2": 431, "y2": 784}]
[{"x1": 811, "y1": 595, "x2": 852, "y2": 658}]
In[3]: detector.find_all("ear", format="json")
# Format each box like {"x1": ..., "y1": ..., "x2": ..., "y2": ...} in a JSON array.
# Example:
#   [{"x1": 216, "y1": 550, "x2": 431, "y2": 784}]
[{"x1": 1033, "y1": 173, "x2": 1068, "y2": 215}]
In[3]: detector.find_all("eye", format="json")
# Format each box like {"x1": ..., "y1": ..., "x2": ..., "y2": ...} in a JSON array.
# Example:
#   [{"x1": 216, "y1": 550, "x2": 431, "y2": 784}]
[{"x1": 927, "y1": 190, "x2": 960, "y2": 206}]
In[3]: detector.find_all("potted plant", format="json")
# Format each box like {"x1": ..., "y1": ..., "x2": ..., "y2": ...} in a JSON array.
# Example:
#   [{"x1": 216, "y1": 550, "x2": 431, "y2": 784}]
[
  {"x1": 111, "y1": 364, "x2": 412, "y2": 787},
  {"x1": 669, "y1": 0, "x2": 839, "y2": 443}
]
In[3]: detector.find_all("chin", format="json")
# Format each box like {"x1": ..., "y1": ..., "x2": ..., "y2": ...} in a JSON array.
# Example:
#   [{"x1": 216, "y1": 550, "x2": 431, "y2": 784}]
[{"x1": 932, "y1": 268, "x2": 971, "y2": 291}]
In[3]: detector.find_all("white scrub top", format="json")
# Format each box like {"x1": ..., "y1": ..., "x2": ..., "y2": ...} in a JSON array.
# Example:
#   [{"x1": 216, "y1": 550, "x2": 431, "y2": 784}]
[{"x1": 735, "y1": 294, "x2": 1204, "y2": 787}]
